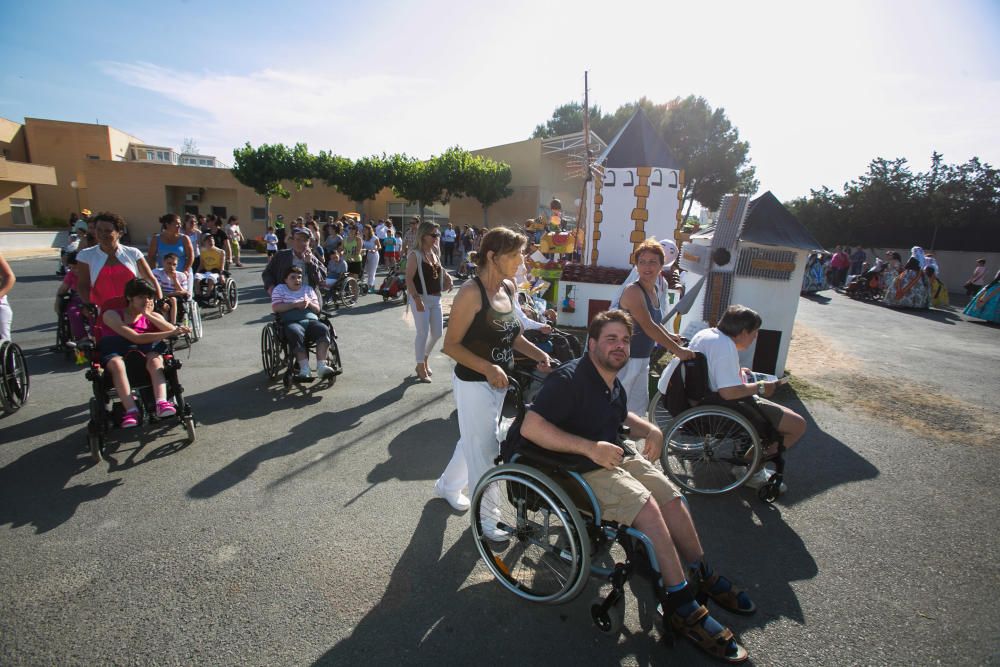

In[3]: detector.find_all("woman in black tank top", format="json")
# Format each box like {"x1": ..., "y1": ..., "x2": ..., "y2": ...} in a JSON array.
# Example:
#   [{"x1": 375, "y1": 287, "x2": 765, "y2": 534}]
[{"x1": 433, "y1": 228, "x2": 555, "y2": 518}]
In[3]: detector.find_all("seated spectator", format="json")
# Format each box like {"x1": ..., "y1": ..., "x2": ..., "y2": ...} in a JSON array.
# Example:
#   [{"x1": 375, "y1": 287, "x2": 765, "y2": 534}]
[
  {"x1": 271, "y1": 266, "x2": 334, "y2": 380},
  {"x1": 152, "y1": 253, "x2": 190, "y2": 324},
  {"x1": 96, "y1": 278, "x2": 189, "y2": 428},
  {"x1": 882, "y1": 256, "x2": 930, "y2": 309},
  {"x1": 963, "y1": 269, "x2": 1000, "y2": 323},
  {"x1": 925, "y1": 266, "x2": 949, "y2": 308},
  {"x1": 521, "y1": 310, "x2": 752, "y2": 663},
  {"x1": 688, "y1": 305, "x2": 806, "y2": 490}
]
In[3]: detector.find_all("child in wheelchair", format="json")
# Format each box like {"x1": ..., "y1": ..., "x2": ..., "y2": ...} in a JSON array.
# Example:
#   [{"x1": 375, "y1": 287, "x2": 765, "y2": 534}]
[
  {"x1": 195, "y1": 235, "x2": 226, "y2": 302},
  {"x1": 271, "y1": 266, "x2": 334, "y2": 381},
  {"x1": 152, "y1": 252, "x2": 190, "y2": 324},
  {"x1": 93, "y1": 278, "x2": 190, "y2": 428},
  {"x1": 54, "y1": 251, "x2": 92, "y2": 349}
]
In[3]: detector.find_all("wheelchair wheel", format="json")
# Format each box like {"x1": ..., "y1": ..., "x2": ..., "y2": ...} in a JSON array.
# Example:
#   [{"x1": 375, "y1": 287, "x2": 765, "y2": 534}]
[
  {"x1": 340, "y1": 276, "x2": 359, "y2": 308},
  {"x1": 471, "y1": 463, "x2": 591, "y2": 605},
  {"x1": 186, "y1": 300, "x2": 204, "y2": 342},
  {"x1": 326, "y1": 339, "x2": 343, "y2": 377},
  {"x1": 224, "y1": 279, "x2": 239, "y2": 312},
  {"x1": 261, "y1": 324, "x2": 283, "y2": 379},
  {"x1": 0, "y1": 341, "x2": 30, "y2": 414},
  {"x1": 661, "y1": 406, "x2": 762, "y2": 495}
]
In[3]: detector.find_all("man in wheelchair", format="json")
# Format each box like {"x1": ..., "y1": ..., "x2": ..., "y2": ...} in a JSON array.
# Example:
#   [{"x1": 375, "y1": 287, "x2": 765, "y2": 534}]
[
  {"x1": 520, "y1": 310, "x2": 752, "y2": 663},
  {"x1": 270, "y1": 266, "x2": 335, "y2": 381},
  {"x1": 687, "y1": 305, "x2": 807, "y2": 492},
  {"x1": 95, "y1": 278, "x2": 190, "y2": 428}
]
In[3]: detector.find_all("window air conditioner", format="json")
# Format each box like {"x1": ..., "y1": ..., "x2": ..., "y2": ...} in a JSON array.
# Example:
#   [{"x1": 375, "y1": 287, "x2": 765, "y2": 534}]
[{"x1": 185, "y1": 193, "x2": 201, "y2": 202}]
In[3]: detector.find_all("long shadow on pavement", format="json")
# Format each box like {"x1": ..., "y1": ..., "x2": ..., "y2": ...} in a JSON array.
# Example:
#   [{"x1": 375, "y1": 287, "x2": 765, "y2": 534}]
[
  {"x1": 313, "y1": 503, "x2": 681, "y2": 666},
  {"x1": 188, "y1": 377, "x2": 427, "y2": 499},
  {"x1": 346, "y1": 409, "x2": 460, "y2": 506},
  {"x1": 0, "y1": 415, "x2": 122, "y2": 534}
]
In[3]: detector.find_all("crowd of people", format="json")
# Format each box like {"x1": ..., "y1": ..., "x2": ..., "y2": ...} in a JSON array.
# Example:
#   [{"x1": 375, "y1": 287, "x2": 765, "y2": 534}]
[
  {"x1": 801, "y1": 244, "x2": 998, "y2": 319},
  {"x1": 6, "y1": 207, "x2": 1000, "y2": 665}
]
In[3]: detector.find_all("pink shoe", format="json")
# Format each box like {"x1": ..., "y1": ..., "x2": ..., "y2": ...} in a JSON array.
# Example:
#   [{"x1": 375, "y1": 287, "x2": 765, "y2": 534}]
[
  {"x1": 155, "y1": 400, "x2": 177, "y2": 418},
  {"x1": 121, "y1": 409, "x2": 139, "y2": 429}
]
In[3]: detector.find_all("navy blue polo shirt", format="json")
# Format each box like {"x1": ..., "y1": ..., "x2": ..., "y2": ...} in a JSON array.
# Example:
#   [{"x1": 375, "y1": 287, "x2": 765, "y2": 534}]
[{"x1": 530, "y1": 353, "x2": 628, "y2": 445}]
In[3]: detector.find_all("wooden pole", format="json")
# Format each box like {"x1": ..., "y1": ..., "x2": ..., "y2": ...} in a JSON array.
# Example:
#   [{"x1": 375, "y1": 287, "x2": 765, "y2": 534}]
[{"x1": 578, "y1": 71, "x2": 591, "y2": 265}]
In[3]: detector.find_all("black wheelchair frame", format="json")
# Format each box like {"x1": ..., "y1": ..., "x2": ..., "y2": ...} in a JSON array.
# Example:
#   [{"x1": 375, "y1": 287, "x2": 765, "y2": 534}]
[
  {"x1": 322, "y1": 274, "x2": 360, "y2": 311},
  {"x1": 194, "y1": 271, "x2": 238, "y2": 317},
  {"x1": 83, "y1": 336, "x2": 195, "y2": 461},
  {"x1": 260, "y1": 312, "x2": 343, "y2": 389},
  {"x1": 649, "y1": 354, "x2": 785, "y2": 502},
  {"x1": 471, "y1": 377, "x2": 670, "y2": 636},
  {"x1": 0, "y1": 339, "x2": 29, "y2": 414}
]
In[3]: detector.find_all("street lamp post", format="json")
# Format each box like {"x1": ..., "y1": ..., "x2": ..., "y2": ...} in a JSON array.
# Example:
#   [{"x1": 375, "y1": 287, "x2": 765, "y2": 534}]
[{"x1": 70, "y1": 180, "x2": 81, "y2": 213}]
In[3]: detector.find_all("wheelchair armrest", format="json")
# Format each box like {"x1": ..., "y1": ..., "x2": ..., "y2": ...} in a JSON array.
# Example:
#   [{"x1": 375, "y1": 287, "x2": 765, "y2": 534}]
[{"x1": 514, "y1": 440, "x2": 600, "y2": 473}]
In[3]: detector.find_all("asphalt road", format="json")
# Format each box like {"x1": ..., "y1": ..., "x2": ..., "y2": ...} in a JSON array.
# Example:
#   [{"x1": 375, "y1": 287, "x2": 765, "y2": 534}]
[{"x1": 1, "y1": 256, "x2": 997, "y2": 666}]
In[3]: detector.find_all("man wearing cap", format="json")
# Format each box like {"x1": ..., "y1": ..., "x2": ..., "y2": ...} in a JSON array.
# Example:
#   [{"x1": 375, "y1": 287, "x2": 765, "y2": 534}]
[{"x1": 262, "y1": 227, "x2": 326, "y2": 295}]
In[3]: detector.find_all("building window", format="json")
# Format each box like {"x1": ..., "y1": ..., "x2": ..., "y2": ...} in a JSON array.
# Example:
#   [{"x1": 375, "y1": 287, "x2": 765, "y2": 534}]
[
  {"x1": 146, "y1": 150, "x2": 155, "y2": 160},
  {"x1": 251, "y1": 207, "x2": 267, "y2": 222},
  {"x1": 156, "y1": 150, "x2": 170, "y2": 161},
  {"x1": 211, "y1": 206, "x2": 227, "y2": 218},
  {"x1": 200, "y1": 158, "x2": 211, "y2": 166},
  {"x1": 9, "y1": 199, "x2": 33, "y2": 226},
  {"x1": 314, "y1": 209, "x2": 339, "y2": 222},
  {"x1": 184, "y1": 205, "x2": 199, "y2": 215}
]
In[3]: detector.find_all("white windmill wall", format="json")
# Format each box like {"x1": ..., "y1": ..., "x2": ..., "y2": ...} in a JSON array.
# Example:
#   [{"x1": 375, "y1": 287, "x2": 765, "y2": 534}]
[
  {"x1": 586, "y1": 167, "x2": 681, "y2": 269},
  {"x1": 730, "y1": 243, "x2": 810, "y2": 376}
]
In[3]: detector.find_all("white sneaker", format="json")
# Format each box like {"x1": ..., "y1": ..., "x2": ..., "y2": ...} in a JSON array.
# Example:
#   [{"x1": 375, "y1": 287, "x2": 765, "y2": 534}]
[
  {"x1": 743, "y1": 467, "x2": 788, "y2": 493},
  {"x1": 480, "y1": 506, "x2": 510, "y2": 542},
  {"x1": 317, "y1": 362, "x2": 334, "y2": 379},
  {"x1": 296, "y1": 367, "x2": 312, "y2": 380},
  {"x1": 433, "y1": 481, "x2": 470, "y2": 512}
]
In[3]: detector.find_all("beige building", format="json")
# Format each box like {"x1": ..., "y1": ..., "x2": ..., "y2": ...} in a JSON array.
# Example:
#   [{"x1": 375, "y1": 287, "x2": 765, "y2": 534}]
[
  {"x1": 4, "y1": 116, "x2": 603, "y2": 243},
  {"x1": 0, "y1": 118, "x2": 57, "y2": 228}
]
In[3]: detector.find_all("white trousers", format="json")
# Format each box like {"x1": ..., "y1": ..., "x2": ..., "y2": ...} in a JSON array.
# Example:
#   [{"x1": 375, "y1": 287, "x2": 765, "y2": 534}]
[
  {"x1": 437, "y1": 375, "x2": 506, "y2": 496},
  {"x1": 410, "y1": 294, "x2": 442, "y2": 363},
  {"x1": 363, "y1": 251, "x2": 379, "y2": 286},
  {"x1": 617, "y1": 356, "x2": 650, "y2": 417},
  {"x1": 0, "y1": 302, "x2": 11, "y2": 341}
]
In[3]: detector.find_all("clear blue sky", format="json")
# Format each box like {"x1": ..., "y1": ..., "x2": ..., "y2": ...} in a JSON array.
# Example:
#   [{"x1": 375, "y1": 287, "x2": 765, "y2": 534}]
[{"x1": 4, "y1": 0, "x2": 999, "y2": 205}]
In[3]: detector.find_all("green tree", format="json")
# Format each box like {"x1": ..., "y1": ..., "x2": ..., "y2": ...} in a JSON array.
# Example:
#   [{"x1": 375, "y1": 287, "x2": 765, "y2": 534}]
[
  {"x1": 531, "y1": 102, "x2": 609, "y2": 139},
  {"x1": 392, "y1": 148, "x2": 475, "y2": 219},
  {"x1": 231, "y1": 142, "x2": 311, "y2": 223},
  {"x1": 336, "y1": 154, "x2": 393, "y2": 211},
  {"x1": 463, "y1": 155, "x2": 513, "y2": 226},
  {"x1": 660, "y1": 95, "x2": 757, "y2": 218}
]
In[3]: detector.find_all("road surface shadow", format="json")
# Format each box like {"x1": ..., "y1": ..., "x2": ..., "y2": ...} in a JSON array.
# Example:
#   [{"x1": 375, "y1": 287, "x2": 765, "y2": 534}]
[
  {"x1": 0, "y1": 416, "x2": 122, "y2": 533},
  {"x1": 313, "y1": 503, "x2": 691, "y2": 666},
  {"x1": 346, "y1": 409, "x2": 460, "y2": 506},
  {"x1": 800, "y1": 292, "x2": 832, "y2": 304},
  {"x1": 188, "y1": 377, "x2": 424, "y2": 499}
]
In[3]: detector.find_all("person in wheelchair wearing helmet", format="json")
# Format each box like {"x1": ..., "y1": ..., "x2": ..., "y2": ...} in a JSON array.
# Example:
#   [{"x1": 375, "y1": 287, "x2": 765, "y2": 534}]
[
  {"x1": 97, "y1": 278, "x2": 190, "y2": 428},
  {"x1": 521, "y1": 309, "x2": 753, "y2": 663},
  {"x1": 271, "y1": 266, "x2": 334, "y2": 380},
  {"x1": 688, "y1": 305, "x2": 806, "y2": 491}
]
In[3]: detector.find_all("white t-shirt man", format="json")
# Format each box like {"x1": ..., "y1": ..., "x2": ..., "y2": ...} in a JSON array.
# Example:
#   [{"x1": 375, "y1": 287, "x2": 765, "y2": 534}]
[
  {"x1": 687, "y1": 327, "x2": 743, "y2": 392},
  {"x1": 375, "y1": 222, "x2": 388, "y2": 240}
]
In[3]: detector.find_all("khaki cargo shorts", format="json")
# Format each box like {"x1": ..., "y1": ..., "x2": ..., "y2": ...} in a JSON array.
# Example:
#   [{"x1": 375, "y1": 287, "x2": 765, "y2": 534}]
[{"x1": 581, "y1": 453, "x2": 682, "y2": 526}]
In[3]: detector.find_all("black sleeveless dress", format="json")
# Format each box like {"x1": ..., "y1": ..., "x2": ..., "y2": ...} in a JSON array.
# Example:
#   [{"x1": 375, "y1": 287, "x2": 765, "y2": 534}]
[{"x1": 454, "y1": 277, "x2": 521, "y2": 382}]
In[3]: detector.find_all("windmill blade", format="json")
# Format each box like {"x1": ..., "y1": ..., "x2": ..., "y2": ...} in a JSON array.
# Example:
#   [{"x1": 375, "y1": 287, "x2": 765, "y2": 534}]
[{"x1": 661, "y1": 275, "x2": 705, "y2": 324}]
